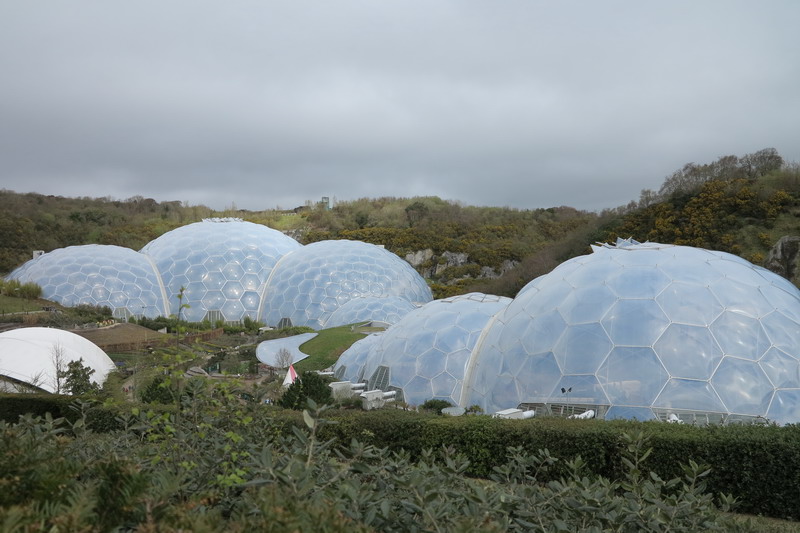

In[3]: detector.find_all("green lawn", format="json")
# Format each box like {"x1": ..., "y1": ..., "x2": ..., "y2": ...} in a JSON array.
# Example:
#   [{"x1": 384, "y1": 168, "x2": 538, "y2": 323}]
[
  {"x1": 295, "y1": 325, "x2": 366, "y2": 372},
  {"x1": 0, "y1": 294, "x2": 48, "y2": 316}
]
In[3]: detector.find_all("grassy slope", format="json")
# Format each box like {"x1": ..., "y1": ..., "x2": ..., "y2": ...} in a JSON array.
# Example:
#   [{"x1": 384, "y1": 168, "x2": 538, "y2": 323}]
[
  {"x1": 295, "y1": 325, "x2": 366, "y2": 372},
  {"x1": 0, "y1": 295, "x2": 51, "y2": 315}
]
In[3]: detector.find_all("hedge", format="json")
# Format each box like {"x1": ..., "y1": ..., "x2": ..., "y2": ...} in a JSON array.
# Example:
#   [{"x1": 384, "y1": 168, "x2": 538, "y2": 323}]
[
  {"x1": 3, "y1": 395, "x2": 799, "y2": 520},
  {"x1": 318, "y1": 409, "x2": 800, "y2": 520}
]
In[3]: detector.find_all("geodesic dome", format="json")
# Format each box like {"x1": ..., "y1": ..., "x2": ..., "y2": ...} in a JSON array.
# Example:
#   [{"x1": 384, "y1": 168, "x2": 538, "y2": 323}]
[
  {"x1": 5, "y1": 221, "x2": 429, "y2": 328},
  {"x1": 141, "y1": 219, "x2": 301, "y2": 323},
  {"x1": 260, "y1": 240, "x2": 432, "y2": 329},
  {"x1": 463, "y1": 240, "x2": 800, "y2": 424},
  {"x1": 352, "y1": 293, "x2": 511, "y2": 407},
  {"x1": 8, "y1": 245, "x2": 168, "y2": 319},
  {"x1": 324, "y1": 296, "x2": 417, "y2": 328},
  {"x1": 333, "y1": 333, "x2": 383, "y2": 383},
  {"x1": 0, "y1": 327, "x2": 115, "y2": 393}
]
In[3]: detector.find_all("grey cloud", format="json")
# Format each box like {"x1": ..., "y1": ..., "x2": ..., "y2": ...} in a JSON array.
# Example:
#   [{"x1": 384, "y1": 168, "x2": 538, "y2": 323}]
[{"x1": 1, "y1": 1, "x2": 798, "y2": 212}]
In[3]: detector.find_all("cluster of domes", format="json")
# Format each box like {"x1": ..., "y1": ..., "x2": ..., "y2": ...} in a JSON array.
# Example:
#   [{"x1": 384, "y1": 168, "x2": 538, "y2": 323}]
[
  {"x1": 8, "y1": 219, "x2": 433, "y2": 327},
  {"x1": 10, "y1": 222, "x2": 800, "y2": 423},
  {"x1": 336, "y1": 240, "x2": 800, "y2": 424}
]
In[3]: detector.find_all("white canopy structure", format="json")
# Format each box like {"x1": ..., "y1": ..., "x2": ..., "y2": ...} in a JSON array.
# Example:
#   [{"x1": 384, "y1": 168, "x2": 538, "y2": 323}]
[{"x1": 0, "y1": 327, "x2": 115, "y2": 393}]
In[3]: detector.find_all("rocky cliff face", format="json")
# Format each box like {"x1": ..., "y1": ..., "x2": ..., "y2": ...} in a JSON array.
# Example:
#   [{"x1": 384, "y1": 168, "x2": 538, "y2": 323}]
[
  {"x1": 765, "y1": 236, "x2": 800, "y2": 285},
  {"x1": 405, "y1": 248, "x2": 516, "y2": 281}
]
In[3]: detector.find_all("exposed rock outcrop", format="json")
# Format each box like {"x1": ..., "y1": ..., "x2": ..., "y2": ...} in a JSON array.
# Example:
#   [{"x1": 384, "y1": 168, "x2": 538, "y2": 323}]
[
  {"x1": 405, "y1": 249, "x2": 517, "y2": 281},
  {"x1": 765, "y1": 236, "x2": 800, "y2": 285}
]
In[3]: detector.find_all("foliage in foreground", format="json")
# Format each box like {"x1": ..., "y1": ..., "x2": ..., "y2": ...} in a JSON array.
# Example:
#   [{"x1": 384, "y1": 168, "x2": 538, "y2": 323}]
[{"x1": 0, "y1": 380, "x2": 767, "y2": 533}]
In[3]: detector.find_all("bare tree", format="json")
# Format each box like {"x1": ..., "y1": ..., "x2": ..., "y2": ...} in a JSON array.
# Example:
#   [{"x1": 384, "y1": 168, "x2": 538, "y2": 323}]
[
  {"x1": 24, "y1": 369, "x2": 47, "y2": 393},
  {"x1": 275, "y1": 347, "x2": 293, "y2": 370},
  {"x1": 50, "y1": 342, "x2": 67, "y2": 394}
]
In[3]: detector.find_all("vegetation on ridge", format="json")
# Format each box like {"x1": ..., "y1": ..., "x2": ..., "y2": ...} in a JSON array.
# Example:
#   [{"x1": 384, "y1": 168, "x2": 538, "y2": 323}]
[{"x1": 2, "y1": 147, "x2": 799, "y2": 298}]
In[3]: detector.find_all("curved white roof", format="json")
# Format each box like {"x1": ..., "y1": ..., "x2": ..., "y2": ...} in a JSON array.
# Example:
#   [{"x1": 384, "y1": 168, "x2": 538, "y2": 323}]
[{"x1": 0, "y1": 328, "x2": 115, "y2": 393}]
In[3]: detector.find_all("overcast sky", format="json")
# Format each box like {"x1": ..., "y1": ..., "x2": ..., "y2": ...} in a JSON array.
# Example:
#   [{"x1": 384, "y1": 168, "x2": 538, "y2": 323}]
[{"x1": 1, "y1": 2, "x2": 798, "y2": 212}]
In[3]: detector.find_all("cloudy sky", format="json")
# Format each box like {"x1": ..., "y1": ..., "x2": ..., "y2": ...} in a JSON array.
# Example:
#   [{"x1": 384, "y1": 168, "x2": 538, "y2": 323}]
[{"x1": 1, "y1": 2, "x2": 798, "y2": 212}]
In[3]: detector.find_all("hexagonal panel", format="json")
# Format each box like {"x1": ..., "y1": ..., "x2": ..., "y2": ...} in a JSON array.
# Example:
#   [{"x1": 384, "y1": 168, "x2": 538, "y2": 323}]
[
  {"x1": 710, "y1": 278, "x2": 773, "y2": 318},
  {"x1": 711, "y1": 311, "x2": 771, "y2": 360},
  {"x1": 403, "y1": 375, "x2": 433, "y2": 404},
  {"x1": 759, "y1": 348, "x2": 800, "y2": 388},
  {"x1": 519, "y1": 310, "x2": 567, "y2": 355},
  {"x1": 554, "y1": 322, "x2": 612, "y2": 374},
  {"x1": 333, "y1": 333, "x2": 382, "y2": 383},
  {"x1": 564, "y1": 257, "x2": 620, "y2": 289},
  {"x1": 417, "y1": 349, "x2": 447, "y2": 377},
  {"x1": 760, "y1": 284, "x2": 800, "y2": 322},
  {"x1": 598, "y1": 347, "x2": 668, "y2": 406},
  {"x1": 431, "y1": 372, "x2": 458, "y2": 399},
  {"x1": 761, "y1": 310, "x2": 800, "y2": 353},
  {"x1": 652, "y1": 379, "x2": 726, "y2": 412},
  {"x1": 527, "y1": 279, "x2": 573, "y2": 312},
  {"x1": 601, "y1": 299, "x2": 670, "y2": 347},
  {"x1": 606, "y1": 266, "x2": 671, "y2": 299},
  {"x1": 489, "y1": 374, "x2": 522, "y2": 412},
  {"x1": 712, "y1": 358, "x2": 773, "y2": 415},
  {"x1": 654, "y1": 324, "x2": 722, "y2": 380},
  {"x1": 549, "y1": 375, "x2": 609, "y2": 404},
  {"x1": 658, "y1": 256, "x2": 723, "y2": 286},
  {"x1": 656, "y1": 282, "x2": 723, "y2": 326},
  {"x1": 558, "y1": 285, "x2": 617, "y2": 324},
  {"x1": 710, "y1": 257, "x2": 771, "y2": 286},
  {"x1": 515, "y1": 351, "x2": 562, "y2": 402},
  {"x1": 766, "y1": 389, "x2": 800, "y2": 426}
]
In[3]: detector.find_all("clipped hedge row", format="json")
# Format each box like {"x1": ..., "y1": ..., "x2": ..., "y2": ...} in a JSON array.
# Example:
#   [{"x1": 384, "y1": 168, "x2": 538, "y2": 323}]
[
  {"x1": 318, "y1": 409, "x2": 800, "y2": 520},
  {"x1": 0, "y1": 393, "x2": 80, "y2": 423},
  {"x1": 0, "y1": 394, "x2": 170, "y2": 433}
]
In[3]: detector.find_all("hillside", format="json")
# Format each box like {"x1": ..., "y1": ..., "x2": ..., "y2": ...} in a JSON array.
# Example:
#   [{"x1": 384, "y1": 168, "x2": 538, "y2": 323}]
[{"x1": 2, "y1": 147, "x2": 799, "y2": 298}]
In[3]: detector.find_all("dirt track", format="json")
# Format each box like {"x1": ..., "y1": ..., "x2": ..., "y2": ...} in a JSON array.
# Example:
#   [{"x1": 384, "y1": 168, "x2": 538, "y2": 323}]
[{"x1": 72, "y1": 323, "x2": 170, "y2": 347}]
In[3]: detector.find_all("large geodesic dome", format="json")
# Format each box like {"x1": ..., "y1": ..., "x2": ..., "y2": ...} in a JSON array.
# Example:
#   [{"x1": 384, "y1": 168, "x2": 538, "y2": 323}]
[
  {"x1": 260, "y1": 240, "x2": 433, "y2": 329},
  {"x1": 8, "y1": 245, "x2": 168, "y2": 319},
  {"x1": 463, "y1": 240, "x2": 800, "y2": 424},
  {"x1": 141, "y1": 219, "x2": 301, "y2": 323},
  {"x1": 340, "y1": 293, "x2": 511, "y2": 407}
]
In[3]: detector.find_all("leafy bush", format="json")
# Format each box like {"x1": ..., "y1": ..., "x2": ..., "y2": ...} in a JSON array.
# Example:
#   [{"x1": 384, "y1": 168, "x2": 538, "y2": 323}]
[
  {"x1": 278, "y1": 371, "x2": 333, "y2": 410},
  {"x1": 0, "y1": 397, "x2": 762, "y2": 532},
  {"x1": 0, "y1": 280, "x2": 43, "y2": 300},
  {"x1": 138, "y1": 374, "x2": 179, "y2": 405},
  {"x1": 419, "y1": 398, "x2": 453, "y2": 414}
]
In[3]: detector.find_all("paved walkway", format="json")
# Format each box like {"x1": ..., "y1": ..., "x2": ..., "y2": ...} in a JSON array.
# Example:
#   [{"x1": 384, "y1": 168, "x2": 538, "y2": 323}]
[{"x1": 255, "y1": 333, "x2": 317, "y2": 367}]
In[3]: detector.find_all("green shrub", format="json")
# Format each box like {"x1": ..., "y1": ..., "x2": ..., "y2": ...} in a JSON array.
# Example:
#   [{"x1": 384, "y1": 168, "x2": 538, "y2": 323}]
[
  {"x1": 0, "y1": 401, "x2": 755, "y2": 532},
  {"x1": 278, "y1": 371, "x2": 333, "y2": 410},
  {"x1": 419, "y1": 398, "x2": 453, "y2": 414},
  {"x1": 138, "y1": 374, "x2": 179, "y2": 405}
]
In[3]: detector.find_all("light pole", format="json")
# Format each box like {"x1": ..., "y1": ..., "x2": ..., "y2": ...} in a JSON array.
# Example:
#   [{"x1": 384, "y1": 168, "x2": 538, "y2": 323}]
[{"x1": 561, "y1": 386, "x2": 572, "y2": 416}]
